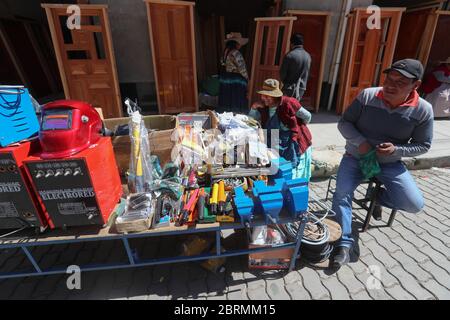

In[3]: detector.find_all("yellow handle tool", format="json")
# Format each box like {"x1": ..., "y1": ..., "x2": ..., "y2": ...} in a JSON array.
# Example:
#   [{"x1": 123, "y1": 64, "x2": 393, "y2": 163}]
[
  {"x1": 210, "y1": 183, "x2": 219, "y2": 215},
  {"x1": 218, "y1": 180, "x2": 226, "y2": 214}
]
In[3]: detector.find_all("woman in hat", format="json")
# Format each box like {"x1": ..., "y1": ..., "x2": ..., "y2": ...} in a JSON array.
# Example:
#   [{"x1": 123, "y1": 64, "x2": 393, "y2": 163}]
[
  {"x1": 422, "y1": 57, "x2": 450, "y2": 118},
  {"x1": 249, "y1": 79, "x2": 313, "y2": 180},
  {"x1": 218, "y1": 32, "x2": 249, "y2": 114}
]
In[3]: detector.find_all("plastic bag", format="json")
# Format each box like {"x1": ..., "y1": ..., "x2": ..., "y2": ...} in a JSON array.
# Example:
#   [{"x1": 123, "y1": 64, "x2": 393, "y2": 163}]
[
  {"x1": 251, "y1": 226, "x2": 268, "y2": 245},
  {"x1": 126, "y1": 99, "x2": 153, "y2": 193},
  {"x1": 359, "y1": 149, "x2": 381, "y2": 180},
  {"x1": 116, "y1": 193, "x2": 154, "y2": 223}
]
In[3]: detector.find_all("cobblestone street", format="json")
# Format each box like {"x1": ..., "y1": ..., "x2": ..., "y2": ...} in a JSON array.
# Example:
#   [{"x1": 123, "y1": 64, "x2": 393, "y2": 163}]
[{"x1": 1, "y1": 168, "x2": 449, "y2": 300}]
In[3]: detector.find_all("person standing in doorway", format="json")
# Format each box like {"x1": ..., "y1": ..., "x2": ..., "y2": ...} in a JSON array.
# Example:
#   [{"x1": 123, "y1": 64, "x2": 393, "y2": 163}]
[
  {"x1": 279, "y1": 33, "x2": 311, "y2": 101},
  {"x1": 218, "y1": 32, "x2": 249, "y2": 114}
]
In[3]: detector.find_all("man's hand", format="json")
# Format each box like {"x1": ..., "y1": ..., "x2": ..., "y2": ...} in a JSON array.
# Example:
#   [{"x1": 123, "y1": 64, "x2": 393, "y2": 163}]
[
  {"x1": 251, "y1": 101, "x2": 264, "y2": 109},
  {"x1": 376, "y1": 142, "x2": 395, "y2": 155},
  {"x1": 358, "y1": 141, "x2": 372, "y2": 155}
]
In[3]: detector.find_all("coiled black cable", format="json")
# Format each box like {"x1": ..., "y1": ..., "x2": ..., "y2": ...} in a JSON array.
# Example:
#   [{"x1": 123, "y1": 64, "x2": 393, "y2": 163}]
[
  {"x1": 0, "y1": 87, "x2": 25, "y2": 118},
  {"x1": 281, "y1": 212, "x2": 334, "y2": 264}
]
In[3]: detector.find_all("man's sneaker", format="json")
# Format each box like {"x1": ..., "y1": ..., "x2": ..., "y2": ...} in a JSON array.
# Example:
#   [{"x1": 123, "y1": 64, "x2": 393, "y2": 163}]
[
  {"x1": 332, "y1": 246, "x2": 350, "y2": 268},
  {"x1": 372, "y1": 204, "x2": 382, "y2": 221}
]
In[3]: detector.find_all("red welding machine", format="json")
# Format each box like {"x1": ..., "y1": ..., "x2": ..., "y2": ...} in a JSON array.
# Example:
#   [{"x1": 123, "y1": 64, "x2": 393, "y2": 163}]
[
  {"x1": 24, "y1": 100, "x2": 122, "y2": 229},
  {"x1": 0, "y1": 141, "x2": 47, "y2": 231}
]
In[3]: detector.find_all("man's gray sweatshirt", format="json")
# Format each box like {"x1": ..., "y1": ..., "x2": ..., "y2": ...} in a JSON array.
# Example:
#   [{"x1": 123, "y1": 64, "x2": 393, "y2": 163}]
[{"x1": 338, "y1": 87, "x2": 434, "y2": 163}]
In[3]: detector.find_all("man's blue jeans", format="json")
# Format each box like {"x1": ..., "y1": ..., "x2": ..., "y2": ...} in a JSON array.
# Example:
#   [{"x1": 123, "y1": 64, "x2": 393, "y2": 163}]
[{"x1": 332, "y1": 154, "x2": 424, "y2": 249}]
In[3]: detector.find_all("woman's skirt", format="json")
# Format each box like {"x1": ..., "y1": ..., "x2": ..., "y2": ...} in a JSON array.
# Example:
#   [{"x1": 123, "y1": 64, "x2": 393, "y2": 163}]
[{"x1": 218, "y1": 72, "x2": 248, "y2": 114}]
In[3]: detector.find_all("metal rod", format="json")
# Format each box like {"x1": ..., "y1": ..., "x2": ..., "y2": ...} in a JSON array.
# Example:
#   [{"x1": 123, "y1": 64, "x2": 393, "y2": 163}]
[
  {"x1": 21, "y1": 246, "x2": 41, "y2": 273},
  {"x1": 216, "y1": 230, "x2": 221, "y2": 256},
  {"x1": 289, "y1": 214, "x2": 307, "y2": 272},
  {"x1": 122, "y1": 238, "x2": 135, "y2": 265}
]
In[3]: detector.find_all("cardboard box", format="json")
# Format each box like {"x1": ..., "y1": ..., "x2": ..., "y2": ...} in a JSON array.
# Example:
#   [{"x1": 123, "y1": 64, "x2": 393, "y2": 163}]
[
  {"x1": 248, "y1": 244, "x2": 294, "y2": 270},
  {"x1": 177, "y1": 110, "x2": 219, "y2": 129},
  {"x1": 103, "y1": 115, "x2": 177, "y2": 175}
]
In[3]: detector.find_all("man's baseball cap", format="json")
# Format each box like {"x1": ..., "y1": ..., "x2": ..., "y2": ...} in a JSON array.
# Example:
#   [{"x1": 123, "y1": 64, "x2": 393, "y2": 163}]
[{"x1": 383, "y1": 59, "x2": 424, "y2": 80}]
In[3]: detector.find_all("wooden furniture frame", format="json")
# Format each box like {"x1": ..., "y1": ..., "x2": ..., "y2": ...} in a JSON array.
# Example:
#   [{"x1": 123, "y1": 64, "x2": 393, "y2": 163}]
[
  {"x1": 42, "y1": 4, "x2": 122, "y2": 118},
  {"x1": 284, "y1": 10, "x2": 331, "y2": 112},
  {"x1": 144, "y1": 0, "x2": 198, "y2": 114},
  {"x1": 337, "y1": 8, "x2": 405, "y2": 114},
  {"x1": 248, "y1": 17, "x2": 296, "y2": 105}
]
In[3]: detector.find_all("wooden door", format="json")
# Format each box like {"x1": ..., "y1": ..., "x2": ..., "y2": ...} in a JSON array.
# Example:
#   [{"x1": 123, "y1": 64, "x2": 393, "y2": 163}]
[
  {"x1": 394, "y1": 8, "x2": 434, "y2": 63},
  {"x1": 144, "y1": 0, "x2": 198, "y2": 114},
  {"x1": 42, "y1": 4, "x2": 122, "y2": 118},
  {"x1": 337, "y1": 8, "x2": 404, "y2": 114},
  {"x1": 248, "y1": 17, "x2": 296, "y2": 105},
  {"x1": 285, "y1": 10, "x2": 331, "y2": 112},
  {"x1": 419, "y1": 10, "x2": 450, "y2": 72}
]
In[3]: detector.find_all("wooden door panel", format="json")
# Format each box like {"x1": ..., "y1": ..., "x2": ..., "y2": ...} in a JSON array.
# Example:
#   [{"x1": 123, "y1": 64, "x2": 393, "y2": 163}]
[
  {"x1": 337, "y1": 8, "x2": 404, "y2": 114},
  {"x1": 249, "y1": 17, "x2": 296, "y2": 105},
  {"x1": 42, "y1": 4, "x2": 122, "y2": 118},
  {"x1": 425, "y1": 12, "x2": 450, "y2": 73},
  {"x1": 145, "y1": 0, "x2": 198, "y2": 114},
  {"x1": 394, "y1": 8, "x2": 433, "y2": 62},
  {"x1": 285, "y1": 11, "x2": 331, "y2": 112}
]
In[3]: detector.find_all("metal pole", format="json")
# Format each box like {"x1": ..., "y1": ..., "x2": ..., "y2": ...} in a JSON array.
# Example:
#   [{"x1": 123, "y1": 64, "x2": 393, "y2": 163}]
[
  {"x1": 327, "y1": 0, "x2": 353, "y2": 111},
  {"x1": 21, "y1": 246, "x2": 42, "y2": 273}
]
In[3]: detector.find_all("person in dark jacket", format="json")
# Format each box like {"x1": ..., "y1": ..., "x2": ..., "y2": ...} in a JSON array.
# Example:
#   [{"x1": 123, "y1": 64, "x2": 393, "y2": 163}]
[
  {"x1": 249, "y1": 79, "x2": 313, "y2": 180},
  {"x1": 279, "y1": 33, "x2": 311, "y2": 101}
]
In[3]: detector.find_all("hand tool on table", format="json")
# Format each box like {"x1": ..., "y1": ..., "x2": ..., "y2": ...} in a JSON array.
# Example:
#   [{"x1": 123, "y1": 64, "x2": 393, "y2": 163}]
[{"x1": 210, "y1": 183, "x2": 219, "y2": 215}]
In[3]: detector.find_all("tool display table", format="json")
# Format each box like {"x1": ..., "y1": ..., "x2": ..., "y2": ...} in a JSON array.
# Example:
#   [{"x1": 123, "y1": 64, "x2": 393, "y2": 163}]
[{"x1": 0, "y1": 212, "x2": 308, "y2": 280}]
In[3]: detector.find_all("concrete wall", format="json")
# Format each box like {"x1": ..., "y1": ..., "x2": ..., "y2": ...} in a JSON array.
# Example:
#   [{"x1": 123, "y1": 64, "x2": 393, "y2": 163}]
[{"x1": 284, "y1": 0, "x2": 374, "y2": 82}]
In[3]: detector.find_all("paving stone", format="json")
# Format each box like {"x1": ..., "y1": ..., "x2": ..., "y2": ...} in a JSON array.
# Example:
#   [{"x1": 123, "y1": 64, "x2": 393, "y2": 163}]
[
  {"x1": 147, "y1": 283, "x2": 171, "y2": 300},
  {"x1": 0, "y1": 278, "x2": 22, "y2": 300},
  {"x1": 420, "y1": 261, "x2": 450, "y2": 290},
  {"x1": 401, "y1": 232, "x2": 428, "y2": 249},
  {"x1": 388, "y1": 265, "x2": 434, "y2": 300},
  {"x1": 363, "y1": 240, "x2": 399, "y2": 269},
  {"x1": 335, "y1": 265, "x2": 365, "y2": 295},
  {"x1": 388, "y1": 236, "x2": 429, "y2": 264},
  {"x1": 246, "y1": 278, "x2": 270, "y2": 300},
  {"x1": 31, "y1": 275, "x2": 64, "y2": 298},
  {"x1": 321, "y1": 276, "x2": 351, "y2": 300},
  {"x1": 416, "y1": 232, "x2": 450, "y2": 256},
  {"x1": 283, "y1": 271, "x2": 311, "y2": 300},
  {"x1": 351, "y1": 290, "x2": 373, "y2": 300},
  {"x1": 8, "y1": 278, "x2": 37, "y2": 299},
  {"x1": 112, "y1": 269, "x2": 135, "y2": 289},
  {"x1": 421, "y1": 280, "x2": 450, "y2": 300},
  {"x1": 359, "y1": 255, "x2": 399, "y2": 288},
  {"x1": 385, "y1": 284, "x2": 416, "y2": 300},
  {"x1": 188, "y1": 278, "x2": 209, "y2": 299},
  {"x1": 366, "y1": 229, "x2": 402, "y2": 254},
  {"x1": 417, "y1": 246, "x2": 450, "y2": 270},
  {"x1": 266, "y1": 278, "x2": 291, "y2": 300},
  {"x1": 390, "y1": 251, "x2": 433, "y2": 283},
  {"x1": 299, "y1": 268, "x2": 330, "y2": 300}
]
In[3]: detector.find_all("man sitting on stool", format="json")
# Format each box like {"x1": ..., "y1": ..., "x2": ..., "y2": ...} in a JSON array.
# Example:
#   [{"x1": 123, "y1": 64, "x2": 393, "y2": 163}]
[{"x1": 332, "y1": 59, "x2": 434, "y2": 268}]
